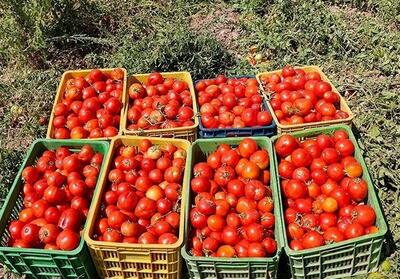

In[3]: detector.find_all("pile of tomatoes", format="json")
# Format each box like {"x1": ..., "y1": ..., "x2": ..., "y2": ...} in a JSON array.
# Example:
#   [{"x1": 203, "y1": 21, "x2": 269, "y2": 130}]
[
  {"x1": 196, "y1": 75, "x2": 273, "y2": 129},
  {"x1": 259, "y1": 66, "x2": 349, "y2": 125},
  {"x1": 52, "y1": 68, "x2": 125, "y2": 139},
  {"x1": 275, "y1": 130, "x2": 377, "y2": 251},
  {"x1": 126, "y1": 72, "x2": 195, "y2": 131},
  {"x1": 93, "y1": 139, "x2": 185, "y2": 245},
  {"x1": 9, "y1": 145, "x2": 103, "y2": 250},
  {"x1": 188, "y1": 138, "x2": 277, "y2": 258}
]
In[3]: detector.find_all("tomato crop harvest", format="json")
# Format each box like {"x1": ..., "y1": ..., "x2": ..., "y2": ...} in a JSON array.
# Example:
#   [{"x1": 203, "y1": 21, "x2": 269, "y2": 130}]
[
  {"x1": 8, "y1": 144, "x2": 103, "y2": 250},
  {"x1": 259, "y1": 66, "x2": 349, "y2": 125},
  {"x1": 92, "y1": 139, "x2": 185, "y2": 245},
  {"x1": 188, "y1": 138, "x2": 278, "y2": 257},
  {"x1": 126, "y1": 72, "x2": 195, "y2": 131},
  {"x1": 51, "y1": 68, "x2": 125, "y2": 139},
  {"x1": 275, "y1": 129, "x2": 377, "y2": 251},
  {"x1": 196, "y1": 75, "x2": 273, "y2": 129}
]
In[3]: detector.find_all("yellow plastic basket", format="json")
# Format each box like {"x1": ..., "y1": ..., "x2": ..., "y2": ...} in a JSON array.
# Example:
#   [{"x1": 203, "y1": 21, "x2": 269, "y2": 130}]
[
  {"x1": 83, "y1": 135, "x2": 191, "y2": 279},
  {"x1": 256, "y1": 66, "x2": 354, "y2": 134},
  {"x1": 47, "y1": 68, "x2": 128, "y2": 140},
  {"x1": 122, "y1": 72, "x2": 199, "y2": 142}
]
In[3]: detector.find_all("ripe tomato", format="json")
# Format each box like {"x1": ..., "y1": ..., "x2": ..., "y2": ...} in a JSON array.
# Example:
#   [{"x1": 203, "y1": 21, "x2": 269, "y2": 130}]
[
  {"x1": 319, "y1": 213, "x2": 337, "y2": 231},
  {"x1": 352, "y1": 205, "x2": 376, "y2": 227},
  {"x1": 134, "y1": 198, "x2": 157, "y2": 220},
  {"x1": 348, "y1": 178, "x2": 368, "y2": 201},
  {"x1": 238, "y1": 138, "x2": 258, "y2": 158},
  {"x1": 58, "y1": 208, "x2": 83, "y2": 231},
  {"x1": 344, "y1": 223, "x2": 365, "y2": 239},
  {"x1": 302, "y1": 231, "x2": 324, "y2": 249},
  {"x1": 21, "y1": 223, "x2": 40, "y2": 245},
  {"x1": 9, "y1": 220, "x2": 25, "y2": 240},
  {"x1": 275, "y1": 135, "x2": 298, "y2": 157},
  {"x1": 323, "y1": 227, "x2": 345, "y2": 243},
  {"x1": 39, "y1": 224, "x2": 60, "y2": 244},
  {"x1": 284, "y1": 180, "x2": 307, "y2": 199}
]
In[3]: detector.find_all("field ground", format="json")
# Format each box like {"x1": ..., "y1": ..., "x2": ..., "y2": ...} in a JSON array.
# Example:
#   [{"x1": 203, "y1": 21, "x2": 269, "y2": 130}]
[{"x1": 0, "y1": 0, "x2": 399, "y2": 278}]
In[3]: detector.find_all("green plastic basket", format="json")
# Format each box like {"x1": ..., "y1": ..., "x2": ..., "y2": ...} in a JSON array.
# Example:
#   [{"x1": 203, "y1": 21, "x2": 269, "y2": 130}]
[
  {"x1": 0, "y1": 139, "x2": 110, "y2": 279},
  {"x1": 271, "y1": 124, "x2": 388, "y2": 279},
  {"x1": 181, "y1": 137, "x2": 284, "y2": 279}
]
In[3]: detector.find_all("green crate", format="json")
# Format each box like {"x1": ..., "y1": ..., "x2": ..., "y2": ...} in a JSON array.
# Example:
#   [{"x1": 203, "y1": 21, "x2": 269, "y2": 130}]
[
  {"x1": 0, "y1": 139, "x2": 110, "y2": 279},
  {"x1": 181, "y1": 137, "x2": 284, "y2": 279},
  {"x1": 271, "y1": 124, "x2": 388, "y2": 279}
]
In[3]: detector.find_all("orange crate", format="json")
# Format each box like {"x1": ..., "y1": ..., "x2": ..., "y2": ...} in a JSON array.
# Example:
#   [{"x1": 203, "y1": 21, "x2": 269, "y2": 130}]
[
  {"x1": 84, "y1": 135, "x2": 190, "y2": 279},
  {"x1": 256, "y1": 66, "x2": 354, "y2": 134},
  {"x1": 122, "y1": 71, "x2": 199, "y2": 142},
  {"x1": 47, "y1": 68, "x2": 127, "y2": 140}
]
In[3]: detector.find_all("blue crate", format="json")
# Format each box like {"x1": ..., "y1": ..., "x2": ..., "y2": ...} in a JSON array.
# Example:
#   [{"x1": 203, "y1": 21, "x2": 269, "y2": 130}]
[{"x1": 195, "y1": 76, "x2": 277, "y2": 138}]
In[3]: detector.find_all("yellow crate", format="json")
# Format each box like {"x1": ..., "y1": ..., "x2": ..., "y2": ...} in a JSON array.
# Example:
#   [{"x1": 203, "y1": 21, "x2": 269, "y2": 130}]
[
  {"x1": 47, "y1": 68, "x2": 128, "y2": 140},
  {"x1": 256, "y1": 66, "x2": 354, "y2": 134},
  {"x1": 122, "y1": 71, "x2": 199, "y2": 142},
  {"x1": 83, "y1": 135, "x2": 190, "y2": 279}
]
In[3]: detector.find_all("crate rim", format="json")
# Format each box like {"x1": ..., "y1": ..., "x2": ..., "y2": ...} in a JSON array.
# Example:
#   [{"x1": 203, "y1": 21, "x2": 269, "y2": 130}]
[
  {"x1": 0, "y1": 138, "x2": 110, "y2": 255},
  {"x1": 84, "y1": 135, "x2": 191, "y2": 249},
  {"x1": 122, "y1": 71, "x2": 199, "y2": 135},
  {"x1": 46, "y1": 67, "x2": 128, "y2": 141},
  {"x1": 194, "y1": 75, "x2": 277, "y2": 133},
  {"x1": 181, "y1": 136, "x2": 284, "y2": 263},
  {"x1": 256, "y1": 66, "x2": 355, "y2": 130},
  {"x1": 270, "y1": 124, "x2": 388, "y2": 256}
]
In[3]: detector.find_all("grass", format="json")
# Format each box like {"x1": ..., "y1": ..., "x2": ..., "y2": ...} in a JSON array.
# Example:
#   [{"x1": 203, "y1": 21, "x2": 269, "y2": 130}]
[{"x1": 0, "y1": 0, "x2": 399, "y2": 278}]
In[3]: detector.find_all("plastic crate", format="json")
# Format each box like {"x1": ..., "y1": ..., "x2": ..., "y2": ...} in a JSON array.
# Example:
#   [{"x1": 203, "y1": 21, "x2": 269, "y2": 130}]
[
  {"x1": 181, "y1": 137, "x2": 283, "y2": 279},
  {"x1": 256, "y1": 66, "x2": 354, "y2": 134},
  {"x1": 0, "y1": 139, "x2": 110, "y2": 279},
  {"x1": 195, "y1": 76, "x2": 277, "y2": 138},
  {"x1": 47, "y1": 68, "x2": 128, "y2": 140},
  {"x1": 84, "y1": 135, "x2": 191, "y2": 279},
  {"x1": 271, "y1": 125, "x2": 387, "y2": 279},
  {"x1": 122, "y1": 72, "x2": 199, "y2": 142}
]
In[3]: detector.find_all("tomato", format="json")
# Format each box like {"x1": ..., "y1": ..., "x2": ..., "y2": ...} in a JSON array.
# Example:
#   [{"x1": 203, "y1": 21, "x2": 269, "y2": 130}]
[
  {"x1": 9, "y1": 220, "x2": 25, "y2": 240},
  {"x1": 278, "y1": 160, "x2": 295, "y2": 179},
  {"x1": 44, "y1": 186, "x2": 66, "y2": 204},
  {"x1": 335, "y1": 139, "x2": 354, "y2": 157},
  {"x1": 58, "y1": 208, "x2": 83, "y2": 231},
  {"x1": 247, "y1": 242, "x2": 266, "y2": 257},
  {"x1": 352, "y1": 205, "x2": 376, "y2": 227},
  {"x1": 284, "y1": 180, "x2": 307, "y2": 199},
  {"x1": 290, "y1": 239, "x2": 304, "y2": 251},
  {"x1": 345, "y1": 223, "x2": 365, "y2": 239},
  {"x1": 227, "y1": 179, "x2": 245, "y2": 197},
  {"x1": 207, "y1": 215, "x2": 226, "y2": 232},
  {"x1": 103, "y1": 228, "x2": 124, "y2": 243},
  {"x1": 226, "y1": 213, "x2": 241, "y2": 229},
  {"x1": 39, "y1": 224, "x2": 60, "y2": 244},
  {"x1": 244, "y1": 180, "x2": 266, "y2": 201},
  {"x1": 156, "y1": 198, "x2": 173, "y2": 215},
  {"x1": 242, "y1": 161, "x2": 260, "y2": 179},
  {"x1": 258, "y1": 197, "x2": 274, "y2": 213},
  {"x1": 214, "y1": 166, "x2": 235, "y2": 187},
  {"x1": 238, "y1": 138, "x2": 258, "y2": 158},
  {"x1": 287, "y1": 223, "x2": 304, "y2": 240},
  {"x1": 329, "y1": 187, "x2": 350, "y2": 208},
  {"x1": 365, "y1": 226, "x2": 379, "y2": 234},
  {"x1": 302, "y1": 231, "x2": 324, "y2": 249},
  {"x1": 344, "y1": 161, "x2": 363, "y2": 178},
  {"x1": 68, "y1": 180, "x2": 87, "y2": 197},
  {"x1": 243, "y1": 223, "x2": 264, "y2": 242},
  {"x1": 275, "y1": 135, "x2": 298, "y2": 157},
  {"x1": 319, "y1": 213, "x2": 337, "y2": 231},
  {"x1": 291, "y1": 148, "x2": 312, "y2": 167},
  {"x1": 32, "y1": 199, "x2": 50, "y2": 218},
  {"x1": 295, "y1": 198, "x2": 313, "y2": 214},
  {"x1": 260, "y1": 212, "x2": 275, "y2": 229},
  {"x1": 21, "y1": 223, "x2": 40, "y2": 245},
  {"x1": 321, "y1": 148, "x2": 339, "y2": 164},
  {"x1": 323, "y1": 227, "x2": 345, "y2": 243},
  {"x1": 216, "y1": 245, "x2": 236, "y2": 257},
  {"x1": 321, "y1": 197, "x2": 338, "y2": 213},
  {"x1": 158, "y1": 233, "x2": 178, "y2": 244},
  {"x1": 262, "y1": 237, "x2": 277, "y2": 255},
  {"x1": 321, "y1": 179, "x2": 339, "y2": 195},
  {"x1": 165, "y1": 212, "x2": 180, "y2": 229},
  {"x1": 348, "y1": 178, "x2": 368, "y2": 201},
  {"x1": 165, "y1": 183, "x2": 181, "y2": 201},
  {"x1": 44, "y1": 207, "x2": 61, "y2": 225},
  {"x1": 191, "y1": 177, "x2": 211, "y2": 193},
  {"x1": 221, "y1": 226, "x2": 240, "y2": 245},
  {"x1": 164, "y1": 166, "x2": 182, "y2": 183},
  {"x1": 134, "y1": 197, "x2": 157, "y2": 220},
  {"x1": 22, "y1": 166, "x2": 40, "y2": 184}
]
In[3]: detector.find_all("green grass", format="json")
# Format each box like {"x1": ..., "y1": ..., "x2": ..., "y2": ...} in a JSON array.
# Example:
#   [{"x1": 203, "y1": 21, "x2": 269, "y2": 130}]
[{"x1": 0, "y1": 0, "x2": 399, "y2": 278}]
